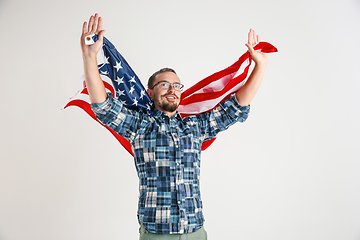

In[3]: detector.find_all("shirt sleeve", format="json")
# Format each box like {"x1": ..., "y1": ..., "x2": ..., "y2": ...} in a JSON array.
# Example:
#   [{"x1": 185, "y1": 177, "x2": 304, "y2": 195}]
[
  {"x1": 90, "y1": 92, "x2": 146, "y2": 142},
  {"x1": 194, "y1": 93, "x2": 250, "y2": 142}
]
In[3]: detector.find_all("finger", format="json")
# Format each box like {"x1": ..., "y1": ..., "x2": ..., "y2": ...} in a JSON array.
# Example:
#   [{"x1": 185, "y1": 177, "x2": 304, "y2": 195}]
[
  {"x1": 81, "y1": 22, "x2": 87, "y2": 45},
  {"x1": 245, "y1": 43, "x2": 254, "y2": 54},
  {"x1": 251, "y1": 29, "x2": 257, "y2": 45},
  {"x1": 88, "y1": 15, "x2": 94, "y2": 33},
  {"x1": 97, "y1": 16, "x2": 103, "y2": 33},
  {"x1": 247, "y1": 29, "x2": 252, "y2": 45},
  {"x1": 98, "y1": 29, "x2": 106, "y2": 41},
  {"x1": 82, "y1": 21, "x2": 87, "y2": 35},
  {"x1": 248, "y1": 29, "x2": 256, "y2": 46},
  {"x1": 257, "y1": 34, "x2": 260, "y2": 43},
  {"x1": 92, "y1": 13, "x2": 99, "y2": 33}
]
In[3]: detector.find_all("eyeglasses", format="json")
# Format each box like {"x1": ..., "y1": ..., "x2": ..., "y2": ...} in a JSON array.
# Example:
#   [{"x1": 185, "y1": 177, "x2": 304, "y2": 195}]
[{"x1": 150, "y1": 81, "x2": 184, "y2": 91}]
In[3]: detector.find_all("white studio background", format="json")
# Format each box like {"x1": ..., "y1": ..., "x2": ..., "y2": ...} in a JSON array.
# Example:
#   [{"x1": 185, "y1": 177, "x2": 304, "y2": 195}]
[{"x1": 0, "y1": 0, "x2": 360, "y2": 239}]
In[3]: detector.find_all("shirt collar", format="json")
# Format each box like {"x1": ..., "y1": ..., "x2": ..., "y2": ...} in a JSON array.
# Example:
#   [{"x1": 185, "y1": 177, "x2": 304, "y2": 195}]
[{"x1": 152, "y1": 109, "x2": 183, "y2": 121}]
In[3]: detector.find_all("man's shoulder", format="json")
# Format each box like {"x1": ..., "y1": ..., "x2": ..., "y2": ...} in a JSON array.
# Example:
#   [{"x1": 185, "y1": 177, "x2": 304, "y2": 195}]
[{"x1": 182, "y1": 113, "x2": 210, "y2": 125}]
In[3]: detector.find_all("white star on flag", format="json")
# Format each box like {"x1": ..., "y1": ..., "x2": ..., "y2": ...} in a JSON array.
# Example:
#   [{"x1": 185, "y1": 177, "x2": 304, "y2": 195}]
[
  {"x1": 114, "y1": 61, "x2": 122, "y2": 72},
  {"x1": 117, "y1": 89, "x2": 125, "y2": 97},
  {"x1": 140, "y1": 90, "x2": 146, "y2": 99},
  {"x1": 146, "y1": 103, "x2": 152, "y2": 110},
  {"x1": 104, "y1": 56, "x2": 109, "y2": 64},
  {"x1": 115, "y1": 76, "x2": 124, "y2": 85},
  {"x1": 129, "y1": 86, "x2": 135, "y2": 94},
  {"x1": 129, "y1": 76, "x2": 136, "y2": 83},
  {"x1": 132, "y1": 97, "x2": 138, "y2": 106}
]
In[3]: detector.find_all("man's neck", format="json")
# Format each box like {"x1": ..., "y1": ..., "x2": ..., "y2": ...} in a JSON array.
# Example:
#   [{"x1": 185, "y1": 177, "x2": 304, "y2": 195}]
[
  {"x1": 155, "y1": 107, "x2": 177, "y2": 118},
  {"x1": 164, "y1": 110, "x2": 177, "y2": 118}
]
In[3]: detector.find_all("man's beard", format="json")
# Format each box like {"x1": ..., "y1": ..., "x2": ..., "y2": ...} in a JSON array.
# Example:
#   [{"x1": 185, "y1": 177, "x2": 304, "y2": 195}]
[
  {"x1": 156, "y1": 94, "x2": 179, "y2": 112},
  {"x1": 159, "y1": 101, "x2": 178, "y2": 112}
]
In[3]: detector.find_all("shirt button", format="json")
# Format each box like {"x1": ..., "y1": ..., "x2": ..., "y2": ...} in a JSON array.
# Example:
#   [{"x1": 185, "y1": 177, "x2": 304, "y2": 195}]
[
  {"x1": 177, "y1": 162, "x2": 180, "y2": 166},
  {"x1": 178, "y1": 201, "x2": 181, "y2": 205}
]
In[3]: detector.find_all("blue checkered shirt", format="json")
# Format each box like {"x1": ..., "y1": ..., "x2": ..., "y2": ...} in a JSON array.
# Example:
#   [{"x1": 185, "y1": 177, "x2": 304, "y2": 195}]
[{"x1": 91, "y1": 92, "x2": 250, "y2": 234}]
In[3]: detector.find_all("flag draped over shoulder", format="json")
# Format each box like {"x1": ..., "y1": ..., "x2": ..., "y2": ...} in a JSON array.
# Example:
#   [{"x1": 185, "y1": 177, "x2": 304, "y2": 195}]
[
  {"x1": 64, "y1": 35, "x2": 277, "y2": 155},
  {"x1": 177, "y1": 41, "x2": 278, "y2": 150},
  {"x1": 64, "y1": 36, "x2": 153, "y2": 155}
]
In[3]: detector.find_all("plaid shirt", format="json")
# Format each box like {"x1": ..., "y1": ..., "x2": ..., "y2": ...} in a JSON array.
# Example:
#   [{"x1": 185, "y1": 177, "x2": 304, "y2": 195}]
[{"x1": 91, "y1": 92, "x2": 250, "y2": 234}]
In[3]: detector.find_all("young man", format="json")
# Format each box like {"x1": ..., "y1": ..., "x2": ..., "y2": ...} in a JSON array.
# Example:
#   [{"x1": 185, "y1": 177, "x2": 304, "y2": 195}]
[{"x1": 81, "y1": 14, "x2": 268, "y2": 240}]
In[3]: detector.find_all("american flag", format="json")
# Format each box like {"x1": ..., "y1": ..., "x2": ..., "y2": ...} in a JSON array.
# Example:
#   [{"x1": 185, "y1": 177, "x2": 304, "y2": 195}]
[{"x1": 64, "y1": 35, "x2": 277, "y2": 155}]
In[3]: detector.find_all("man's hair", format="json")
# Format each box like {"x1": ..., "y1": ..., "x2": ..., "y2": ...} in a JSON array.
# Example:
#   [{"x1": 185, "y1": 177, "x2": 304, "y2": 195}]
[{"x1": 148, "y1": 68, "x2": 177, "y2": 89}]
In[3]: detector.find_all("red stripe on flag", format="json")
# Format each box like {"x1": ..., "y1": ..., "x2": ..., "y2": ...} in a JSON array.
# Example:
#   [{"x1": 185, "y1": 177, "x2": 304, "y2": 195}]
[
  {"x1": 64, "y1": 99, "x2": 133, "y2": 156},
  {"x1": 82, "y1": 79, "x2": 115, "y2": 96}
]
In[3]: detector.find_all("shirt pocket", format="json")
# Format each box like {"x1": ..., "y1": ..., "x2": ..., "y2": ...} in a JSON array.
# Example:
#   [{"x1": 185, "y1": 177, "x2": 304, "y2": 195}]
[{"x1": 181, "y1": 133, "x2": 201, "y2": 163}]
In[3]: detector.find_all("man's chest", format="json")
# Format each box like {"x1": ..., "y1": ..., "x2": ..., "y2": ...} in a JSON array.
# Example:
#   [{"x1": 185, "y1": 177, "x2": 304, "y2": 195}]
[{"x1": 132, "y1": 119, "x2": 202, "y2": 166}]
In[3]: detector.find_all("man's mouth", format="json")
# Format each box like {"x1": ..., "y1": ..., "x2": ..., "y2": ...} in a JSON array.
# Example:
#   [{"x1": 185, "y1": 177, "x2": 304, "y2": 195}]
[{"x1": 163, "y1": 94, "x2": 178, "y2": 102}]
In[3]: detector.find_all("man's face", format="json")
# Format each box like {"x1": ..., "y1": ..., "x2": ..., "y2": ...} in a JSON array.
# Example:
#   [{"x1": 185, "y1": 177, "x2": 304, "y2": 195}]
[{"x1": 147, "y1": 71, "x2": 182, "y2": 115}]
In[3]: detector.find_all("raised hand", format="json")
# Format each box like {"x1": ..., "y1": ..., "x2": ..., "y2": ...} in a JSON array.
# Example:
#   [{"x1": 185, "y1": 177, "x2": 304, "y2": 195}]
[
  {"x1": 80, "y1": 13, "x2": 107, "y2": 104},
  {"x1": 80, "y1": 13, "x2": 105, "y2": 59},
  {"x1": 245, "y1": 29, "x2": 268, "y2": 66},
  {"x1": 236, "y1": 29, "x2": 268, "y2": 106}
]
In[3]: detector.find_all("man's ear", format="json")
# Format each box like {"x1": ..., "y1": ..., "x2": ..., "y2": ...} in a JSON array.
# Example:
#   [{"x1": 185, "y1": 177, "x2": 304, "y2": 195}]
[{"x1": 147, "y1": 89, "x2": 153, "y2": 100}]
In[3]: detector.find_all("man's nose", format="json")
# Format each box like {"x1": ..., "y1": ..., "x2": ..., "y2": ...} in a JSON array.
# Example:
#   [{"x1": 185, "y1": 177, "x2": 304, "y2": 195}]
[{"x1": 167, "y1": 84, "x2": 175, "y2": 93}]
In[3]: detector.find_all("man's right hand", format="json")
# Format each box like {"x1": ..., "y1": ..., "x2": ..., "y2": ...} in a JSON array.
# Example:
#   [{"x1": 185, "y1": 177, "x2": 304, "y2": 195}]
[
  {"x1": 80, "y1": 13, "x2": 107, "y2": 104},
  {"x1": 80, "y1": 13, "x2": 105, "y2": 59}
]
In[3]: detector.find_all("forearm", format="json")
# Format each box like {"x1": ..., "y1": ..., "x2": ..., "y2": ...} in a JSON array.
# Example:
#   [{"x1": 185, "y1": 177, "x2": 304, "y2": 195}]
[
  {"x1": 236, "y1": 62, "x2": 267, "y2": 106},
  {"x1": 198, "y1": 94, "x2": 250, "y2": 142},
  {"x1": 83, "y1": 55, "x2": 107, "y2": 104}
]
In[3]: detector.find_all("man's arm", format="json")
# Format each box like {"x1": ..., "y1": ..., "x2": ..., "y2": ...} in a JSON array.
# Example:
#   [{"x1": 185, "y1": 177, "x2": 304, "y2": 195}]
[
  {"x1": 236, "y1": 29, "x2": 268, "y2": 106},
  {"x1": 80, "y1": 13, "x2": 107, "y2": 104}
]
